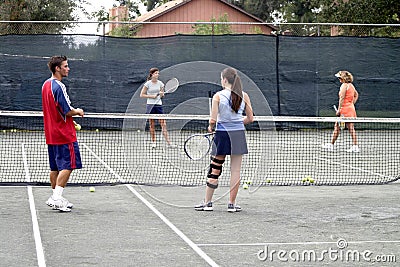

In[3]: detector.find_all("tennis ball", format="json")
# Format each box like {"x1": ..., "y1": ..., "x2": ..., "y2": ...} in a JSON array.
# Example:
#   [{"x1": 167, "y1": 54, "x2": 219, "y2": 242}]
[
  {"x1": 302, "y1": 177, "x2": 308, "y2": 183},
  {"x1": 137, "y1": 129, "x2": 141, "y2": 133},
  {"x1": 266, "y1": 179, "x2": 272, "y2": 183},
  {"x1": 309, "y1": 178, "x2": 315, "y2": 184},
  {"x1": 89, "y1": 186, "x2": 95, "y2": 192},
  {"x1": 245, "y1": 180, "x2": 252, "y2": 185},
  {"x1": 2, "y1": 130, "x2": 6, "y2": 133},
  {"x1": 95, "y1": 129, "x2": 99, "y2": 132},
  {"x1": 243, "y1": 184, "x2": 249, "y2": 190},
  {"x1": 74, "y1": 123, "x2": 81, "y2": 131}
]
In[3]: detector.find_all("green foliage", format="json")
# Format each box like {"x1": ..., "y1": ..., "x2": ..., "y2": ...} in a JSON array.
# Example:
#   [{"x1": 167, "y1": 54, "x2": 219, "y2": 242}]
[
  {"x1": 91, "y1": 0, "x2": 141, "y2": 35},
  {"x1": 0, "y1": 0, "x2": 88, "y2": 34},
  {"x1": 192, "y1": 13, "x2": 233, "y2": 35},
  {"x1": 317, "y1": 0, "x2": 400, "y2": 37},
  {"x1": 109, "y1": 25, "x2": 132, "y2": 37},
  {"x1": 240, "y1": 0, "x2": 281, "y2": 22},
  {"x1": 251, "y1": 26, "x2": 264, "y2": 34},
  {"x1": 141, "y1": 0, "x2": 170, "y2": 12}
]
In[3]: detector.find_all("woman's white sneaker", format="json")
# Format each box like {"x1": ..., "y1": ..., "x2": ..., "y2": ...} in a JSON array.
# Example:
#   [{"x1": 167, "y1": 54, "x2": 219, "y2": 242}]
[{"x1": 347, "y1": 145, "x2": 360, "y2": 153}]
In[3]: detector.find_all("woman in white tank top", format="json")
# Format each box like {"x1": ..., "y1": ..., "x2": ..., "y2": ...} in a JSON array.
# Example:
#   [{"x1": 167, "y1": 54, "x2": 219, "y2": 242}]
[{"x1": 195, "y1": 67, "x2": 254, "y2": 212}]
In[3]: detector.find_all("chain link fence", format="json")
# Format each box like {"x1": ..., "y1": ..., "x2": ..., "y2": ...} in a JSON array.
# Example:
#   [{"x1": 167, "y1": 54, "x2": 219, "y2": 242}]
[{"x1": 0, "y1": 21, "x2": 399, "y2": 37}]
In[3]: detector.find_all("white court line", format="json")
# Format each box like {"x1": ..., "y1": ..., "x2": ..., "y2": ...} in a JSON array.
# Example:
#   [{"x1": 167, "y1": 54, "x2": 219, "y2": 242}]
[
  {"x1": 22, "y1": 143, "x2": 46, "y2": 267},
  {"x1": 82, "y1": 143, "x2": 124, "y2": 182},
  {"x1": 197, "y1": 240, "x2": 400, "y2": 247},
  {"x1": 83, "y1": 144, "x2": 219, "y2": 267}
]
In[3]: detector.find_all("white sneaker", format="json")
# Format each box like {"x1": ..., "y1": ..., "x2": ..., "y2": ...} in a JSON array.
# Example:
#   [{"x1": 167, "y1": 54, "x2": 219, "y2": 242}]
[
  {"x1": 46, "y1": 196, "x2": 73, "y2": 209},
  {"x1": 61, "y1": 197, "x2": 74, "y2": 208},
  {"x1": 227, "y1": 203, "x2": 242, "y2": 212},
  {"x1": 151, "y1": 142, "x2": 156, "y2": 149},
  {"x1": 46, "y1": 196, "x2": 71, "y2": 212},
  {"x1": 347, "y1": 145, "x2": 360, "y2": 153},
  {"x1": 321, "y1": 143, "x2": 334, "y2": 151}
]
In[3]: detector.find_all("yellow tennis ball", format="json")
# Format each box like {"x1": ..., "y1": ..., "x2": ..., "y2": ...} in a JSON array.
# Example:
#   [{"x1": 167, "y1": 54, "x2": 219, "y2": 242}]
[
  {"x1": 309, "y1": 178, "x2": 315, "y2": 183},
  {"x1": 243, "y1": 184, "x2": 249, "y2": 190},
  {"x1": 95, "y1": 129, "x2": 99, "y2": 132},
  {"x1": 266, "y1": 179, "x2": 272, "y2": 183},
  {"x1": 245, "y1": 180, "x2": 252, "y2": 185},
  {"x1": 74, "y1": 123, "x2": 81, "y2": 131},
  {"x1": 89, "y1": 186, "x2": 95, "y2": 192}
]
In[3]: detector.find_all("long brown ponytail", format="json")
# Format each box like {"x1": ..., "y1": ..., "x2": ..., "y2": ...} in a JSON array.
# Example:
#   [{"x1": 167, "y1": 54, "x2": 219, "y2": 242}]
[{"x1": 221, "y1": 68, "x2": 243, "y2": 113}]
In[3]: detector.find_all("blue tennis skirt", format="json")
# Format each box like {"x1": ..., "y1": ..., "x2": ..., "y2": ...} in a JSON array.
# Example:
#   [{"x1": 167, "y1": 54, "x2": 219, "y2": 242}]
[
  {"x1": 146, "y1": 104, "x2": 164, "y2": 114},
  {"x1": 211, "y1": 130, "x2": 248, "y2": 156}
]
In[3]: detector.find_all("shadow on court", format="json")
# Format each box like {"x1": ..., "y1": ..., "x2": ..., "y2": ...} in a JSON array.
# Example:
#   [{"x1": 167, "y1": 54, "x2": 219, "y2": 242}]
[{"x1": 1, "y1": 183, "x2": 399, "y2": 266}]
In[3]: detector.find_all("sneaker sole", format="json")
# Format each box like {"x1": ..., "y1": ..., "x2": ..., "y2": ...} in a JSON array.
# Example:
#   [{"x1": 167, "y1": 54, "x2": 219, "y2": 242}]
[
  {"x1": 57, "y1": 207, "x2": 72, "y2": 212},
  {"x1": 195, "y1": 207, "x2": 213, "y2": 211},
  {"x1": 46, "y1": 202, "x2": 73, "y2": 209},
  {"x1": 227, "y1": 208, "x2": 242, "y2": 212}
]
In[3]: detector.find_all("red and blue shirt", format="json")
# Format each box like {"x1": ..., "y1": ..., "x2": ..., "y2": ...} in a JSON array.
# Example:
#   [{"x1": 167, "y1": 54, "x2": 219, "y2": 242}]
[{"x1": 42, "y1": 78, "x2": 77, "y2": 145}]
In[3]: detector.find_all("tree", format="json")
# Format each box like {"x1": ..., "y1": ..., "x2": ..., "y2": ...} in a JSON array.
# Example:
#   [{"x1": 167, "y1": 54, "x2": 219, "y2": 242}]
[
  {"x1": 91, "y1": 0, "x2": 142, "y2": 37},
  {"x1": 229, "y1": 0, "x2": 281, "y2": 22},
  {"x1": 192, "y1": 13, "x2": 233, "y2": 35},
  {"x1": 0, "y1": 0, "x2": 88, "y2": 34},
  {"x1": 318, "y1": 0, "x2": 400, "y2": 24},
  {"x1": 141, "y1": 0, "x2": 170, "y2": 12},
  {"x1": 279, "y1": 0, "x2": 320, "y2": 23},
  {"x1": 317, "y1": 0, "x2": 400, "y2": 36}
]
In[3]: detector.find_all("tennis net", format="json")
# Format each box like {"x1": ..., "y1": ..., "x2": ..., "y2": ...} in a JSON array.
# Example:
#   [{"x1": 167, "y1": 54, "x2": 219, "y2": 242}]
[{"x1": 1, "y1": 111, "x2": 399, "y2": 186}]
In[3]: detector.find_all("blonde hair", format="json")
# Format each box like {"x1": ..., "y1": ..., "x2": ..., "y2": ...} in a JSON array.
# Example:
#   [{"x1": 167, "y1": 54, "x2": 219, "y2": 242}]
[{"x1": 336, "y1": 70, "x2": 353, "y2": 83}]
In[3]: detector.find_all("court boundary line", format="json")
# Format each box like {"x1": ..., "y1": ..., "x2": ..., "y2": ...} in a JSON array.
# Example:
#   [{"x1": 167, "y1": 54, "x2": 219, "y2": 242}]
[
  {"x1": 22, "y1": 143, "x2": 46, "y2": 267},
  {"x1": 197, "y1": 240, "x2": 400, "y2": 247},
  {"x1": 84, "y1": 143, "x2": 219, "y2": 267}
]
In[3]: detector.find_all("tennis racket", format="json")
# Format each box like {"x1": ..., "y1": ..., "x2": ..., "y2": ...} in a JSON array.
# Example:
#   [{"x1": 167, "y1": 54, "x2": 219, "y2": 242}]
[
  {"x1": 157, "y1": 78, "x2": 179, "y2": 96},
  {"x1": 333, "y1": 105, "x2": 345, "y2": 130},
  {"x1": 184, "y1": 132, "x2": 215, "y2": 160}
]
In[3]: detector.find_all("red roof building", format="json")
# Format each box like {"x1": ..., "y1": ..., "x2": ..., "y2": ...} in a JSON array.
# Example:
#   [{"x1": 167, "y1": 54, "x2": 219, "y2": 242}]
[{"x1": 109, "y1": 0, "x2": 275, "y2": 37}]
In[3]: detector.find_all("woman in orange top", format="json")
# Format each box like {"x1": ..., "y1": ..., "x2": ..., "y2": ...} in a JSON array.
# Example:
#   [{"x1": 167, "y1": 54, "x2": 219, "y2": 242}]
[{"x1": 323, "y1": 70, "x2": 359, "y2": 152}]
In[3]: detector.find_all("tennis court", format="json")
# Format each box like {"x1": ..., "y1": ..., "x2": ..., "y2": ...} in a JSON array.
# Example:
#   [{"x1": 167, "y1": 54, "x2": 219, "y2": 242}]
[
  {"x1": 1, "y1": 112, "x2": 399, "y2": 266},
  {"x1": 1, "y1": 183, "x2": 399, "y2": 266}
]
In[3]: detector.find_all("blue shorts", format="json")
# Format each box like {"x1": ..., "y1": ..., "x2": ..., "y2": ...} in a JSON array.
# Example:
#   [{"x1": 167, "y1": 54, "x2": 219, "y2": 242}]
[
  {"x1": 211, "y1": 130, "x2": 248, "y2": 155},
  {"x1": 47, "y1": 142, "x2": 82, "y2": 171},
  {"x1": 146, "y1": 104, "x2": 164, "y2": 114}
]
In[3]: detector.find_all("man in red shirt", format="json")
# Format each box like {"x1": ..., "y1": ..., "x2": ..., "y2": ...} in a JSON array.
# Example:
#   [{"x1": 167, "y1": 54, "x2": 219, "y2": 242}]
[{"x1": 42, "y1": 55, "x2": 84, "y2": 212}]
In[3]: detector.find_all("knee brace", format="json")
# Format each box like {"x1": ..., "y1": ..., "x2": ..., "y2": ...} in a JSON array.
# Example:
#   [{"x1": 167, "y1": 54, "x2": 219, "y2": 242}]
[
  {"x1": 207, "y1": 156, "x2": 225, "y2": 179},
  {"x1": 206, "y1": 181, "x2": 218, "y2": 189}
]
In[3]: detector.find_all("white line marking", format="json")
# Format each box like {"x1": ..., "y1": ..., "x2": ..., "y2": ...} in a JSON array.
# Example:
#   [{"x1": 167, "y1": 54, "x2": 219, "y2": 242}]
[
  {"x1": 27, "y1": 186, "x2": 46, "y2": 267},
  {"x1": 82, "y1": 143, "x2": 126, "y2": 183},
  {"x1": 126, "y1": 185, "x2": 219, "y2": 267},
  {"x1": 22, "y1": 143, "x2": 46, "y2": 266},
  {"x1": 197, "y1": 240, "x2": 400, "y2": 247},
  {"x1": 83, "y1": 143, "x2": 218, "y2": 267}
]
